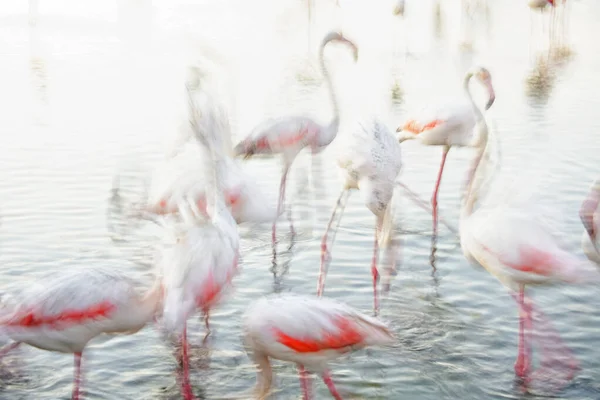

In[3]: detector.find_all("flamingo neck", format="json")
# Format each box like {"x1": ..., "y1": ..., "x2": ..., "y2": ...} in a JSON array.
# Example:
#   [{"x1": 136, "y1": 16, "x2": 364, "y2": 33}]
[
  {"x1": 130, "y1": 279, "x2": 164, "y2": 331},
  {"x1": 254, "y1": 353, "x2": 273, "y2": 399},
  {"x1": 463, "y1": 72, "x2": 485, "y2": 123},
  {"x1": 317, "y1": 36, "x2": 348, "y2": 147},
  {"x1": 460, "y1": 134, "x2": 490, "y2": 223}
]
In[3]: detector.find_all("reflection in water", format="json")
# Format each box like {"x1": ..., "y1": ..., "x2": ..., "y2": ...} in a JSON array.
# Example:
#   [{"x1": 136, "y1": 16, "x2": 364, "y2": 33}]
[{"x1": 525, "y1": 54, "x2": 556, "y2": 104}]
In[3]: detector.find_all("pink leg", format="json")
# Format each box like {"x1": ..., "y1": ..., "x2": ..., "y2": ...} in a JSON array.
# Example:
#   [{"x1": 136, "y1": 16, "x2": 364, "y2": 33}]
[
  {"x1": 272, "y1": 165, "x2": 290, "y2": 247},
  {"x1": 514, "y1": 286, "x2": 532, "y2": 378},
  {"x1": 72, "y1": 352, "x2": 82, "y2": 400},
  {"x1": 321, "y1": 370, "x2": 343, "y2": 400},
  {"x1": 298, "y1": 364, "x2": 312, "y2": 400},
  {"x1": 318, "y1": 189, "x2": 350, "y2": 296},
  {"x1": 180, "y1": 324, "x2": 195, "y2": 400},
  {"x1": 0, "y1": 342, "x2": 20, "y2": 359},
  {"x1": 372, "y1": 228, "x2": 380, "y2": 316},
  {"x1": 431, "y1": 146, "x2": 449, "y2": 240}
]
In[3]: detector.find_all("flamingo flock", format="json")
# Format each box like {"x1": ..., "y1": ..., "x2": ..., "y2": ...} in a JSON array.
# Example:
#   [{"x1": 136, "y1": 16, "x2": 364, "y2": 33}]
[{"x1": 2, "y1": 2, "x2": 596, "y2": 400}]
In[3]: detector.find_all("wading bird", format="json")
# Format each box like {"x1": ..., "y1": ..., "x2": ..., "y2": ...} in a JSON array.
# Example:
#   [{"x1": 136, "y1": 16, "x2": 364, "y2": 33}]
[
  {"x1": 243, "y1": 294, "x2": 394, "y2": 399},
  {"x1": 459, "y1": 117, "x2": 591, "y2": 385},
  {"x1": 0, "y1": 267, "x2": 162, "y2": 400},
  {"x1": 233, "y1": 31, "x2": 358, "y2": 247},
  {"x1": 318, "y1": 114, "x2": 403, "y2": 315},
  {"x1": 142, "y1": 68, "x2": 279, "y2": 225},
  {"x1": 580, "y1": 178, "x2": 600, "y2": 264},
  {"x1": 158, "y1": 85, "x2": 240, "y2": 400},
  {"x1": 396, "y1": 66, "x2": 495, "y2": 240}
]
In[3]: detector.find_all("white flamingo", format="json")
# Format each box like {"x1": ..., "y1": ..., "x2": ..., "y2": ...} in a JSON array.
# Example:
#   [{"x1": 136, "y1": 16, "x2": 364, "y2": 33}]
[
  {"x1": 580, "y1": 177, "x2": 600, "y2": 264},
  {"x1": 459, "y1": 116, "x2": 593, "y2": 385},
  {"x1": 0, "y1": 267, "x2": 162, "y2": 400},
  {"x1": 317, "y1": 111, "x2": 403, "y2": 315},
  {"x1": 158, "y1": 85, "x2": 240, "y2": 400},
  {"x1": 138, "y1": 67, "x2": 279, "y2": 226},
  {"x1": 243, "y1": 293, "x2": 394, "y2": 400},
  {"x1": 396, "y1": 66, "x2": 495, "y2": 240},
  {"x1": 233, "y1": 31, "x2": 358, "y2": 247}
]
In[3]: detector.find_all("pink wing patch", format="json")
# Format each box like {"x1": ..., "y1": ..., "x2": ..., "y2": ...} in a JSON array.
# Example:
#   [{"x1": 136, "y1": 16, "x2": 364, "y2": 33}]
[
  {"x1": 273, "y1": 316, "x2": 364, "y2": 353},
  {"x1": 6, "y1": 301, "x2": 116, "y2": 329},
  {"x1": 483, "y1": 244, "x2": 555, "y2": 277},
  {"x1": 402, "y1": 119, "x2": 445, "y2": 134}
]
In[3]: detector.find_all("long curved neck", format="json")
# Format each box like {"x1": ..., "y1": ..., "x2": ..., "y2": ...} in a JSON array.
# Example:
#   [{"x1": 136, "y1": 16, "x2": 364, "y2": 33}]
[
  {"x1": 318, "y1": 43, "x2": 341, "y2": 146},
  {"x1": 464, "y1": 72, "x2": 484, "y2": 123},
  {"x1": 460, "y1": 129, "x2": 490, "y2": 223}
]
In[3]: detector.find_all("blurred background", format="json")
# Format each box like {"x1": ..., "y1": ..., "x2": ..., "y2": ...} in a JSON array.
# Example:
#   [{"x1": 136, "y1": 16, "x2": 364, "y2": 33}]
[{"x1": 0, "y1": 0, "x2": 598, "y2": 399}]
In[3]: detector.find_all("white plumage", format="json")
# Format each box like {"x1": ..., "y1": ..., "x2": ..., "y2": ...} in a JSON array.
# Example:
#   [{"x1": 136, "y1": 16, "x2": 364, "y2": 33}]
[{"x1": 243, "y1": 294, "x2": 394, "y2": 399}]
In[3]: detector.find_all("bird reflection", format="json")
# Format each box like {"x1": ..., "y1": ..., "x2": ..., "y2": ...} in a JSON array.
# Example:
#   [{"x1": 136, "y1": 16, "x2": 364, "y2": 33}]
[{"x1": 524, "y1": 54, "x2": 556, "y2": 104}]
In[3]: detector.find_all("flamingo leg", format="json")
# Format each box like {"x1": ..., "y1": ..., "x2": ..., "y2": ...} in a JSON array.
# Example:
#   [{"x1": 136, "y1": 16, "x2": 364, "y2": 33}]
[
  {"x1": 321, "y1": 370, "x2": 343, "y2": 400},
  {"x1": 318, "y1": 189, "x2": 350, "y2": 296},
  {"x1": 372, "y1": 227, "x2": 380, "y2": 316},
  {"x1": 514, "y1": 286, "x2": 532, "y2": 378},
  {"x1": 72, "y1": 352, "x2": 82, "y2": 400},
  {"x1": 181, "y1": 323, "x2": 195, "y2": 400},
  {"x1": 431, "y1": 146, "x2": 449, "y2": 241},
  {"x1": 298, "y1": 364, "x2": 312, "y2": 400},
  {"x1": 272, "y1": 165, "x2": 291, "y2": 247},
  {"x1": 0, "y1": 342, "x2": 20, "y2": 359}
]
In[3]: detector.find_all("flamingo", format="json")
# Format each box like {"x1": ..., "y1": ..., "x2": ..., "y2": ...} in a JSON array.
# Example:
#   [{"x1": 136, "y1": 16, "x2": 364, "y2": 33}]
[
  {"x1": 580, "y1": 178, "x2": 600, "y2": 264},
  {"x1": 459, "y1": 116, "x2": 593, "y2": 384},
  {"x1": 0, "y1": 267, "x2": 162, "y2": 400},
  {"x1": 242, "y1": 294, "x2": 394, "y2": 400},
  {"x1": 158, "y1": 85, "x2": 240, "y2": 400},
  {"x1": 137, "y1": 67, "x2": 279, "y2": 226},
  {"x1": 317, "y1": 113, "x2": 403, "y2": 314},
  {"x1": 233, "y1": 31, "x2": 358, "y2": 247},
  {"x1": 396, "y1": 66, "x2": 495, "y2": 241}
]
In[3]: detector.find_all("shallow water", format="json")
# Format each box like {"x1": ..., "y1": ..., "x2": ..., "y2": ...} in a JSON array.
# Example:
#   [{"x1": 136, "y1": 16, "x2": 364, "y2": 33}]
[{"x1": 0, "y1": 0, "x2": 599, "y2": 399}]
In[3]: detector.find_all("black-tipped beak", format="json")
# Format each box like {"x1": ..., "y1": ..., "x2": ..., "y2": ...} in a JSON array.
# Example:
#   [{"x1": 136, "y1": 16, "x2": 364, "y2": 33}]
[
  {"x1": 484, "y1": 81, "x2": 495, "y2": 110},
  {"x1": 485, "y1": 95, "x2": 495, "y2": 110}
]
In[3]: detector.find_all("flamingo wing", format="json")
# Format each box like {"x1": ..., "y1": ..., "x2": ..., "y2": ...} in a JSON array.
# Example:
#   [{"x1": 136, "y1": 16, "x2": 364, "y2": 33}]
[
  {"x1": 159, "y1": 223, "x2": 238, "y2": 331},
  {"x1": 1, "y1": 268, "x2": 138, "y2": 332},
  {"x1": 463, "y1": 208, "x2": 593, "y2": 287},
  {"x1": 400, "y1": 103, "x2": 477, "y2": 146},
  {"x1": 234, "y1": 116, "x2": 320, "y2": 157},
  {"x1": 244, "y1": 294, "x2": 393, "y2": 360}
]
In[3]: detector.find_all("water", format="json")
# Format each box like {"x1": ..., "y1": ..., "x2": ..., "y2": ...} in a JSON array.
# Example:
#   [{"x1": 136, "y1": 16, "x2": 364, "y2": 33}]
[{"x1": 0, "y1": 0, "x2": 599, "y2": 398}]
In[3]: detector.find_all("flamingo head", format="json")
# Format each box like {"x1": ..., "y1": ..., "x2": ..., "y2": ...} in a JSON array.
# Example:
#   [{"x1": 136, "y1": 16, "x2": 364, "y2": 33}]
[
  {"x1": 321, "y1": 31, "x2": 359, "y2": 62},
  {"x1": 472, "y1": 66, "x2": 495, "y2": 110}
]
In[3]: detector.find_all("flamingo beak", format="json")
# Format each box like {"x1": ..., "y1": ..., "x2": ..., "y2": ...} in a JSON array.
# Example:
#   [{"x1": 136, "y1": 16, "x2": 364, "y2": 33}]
[
  {"x1": 484, "y1": 81, "x2": 495, "y2": 110},
  {"x1": 580, "y1": 197, "x2": 599, "y2": 243}
]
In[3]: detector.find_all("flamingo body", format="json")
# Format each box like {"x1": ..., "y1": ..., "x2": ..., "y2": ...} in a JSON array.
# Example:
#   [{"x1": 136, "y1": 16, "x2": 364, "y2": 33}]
[
  {"x1": 398, "y1": 103, "x2": 479, "y2": 147},
  {"x1": 147, "y1": 143, "x2": 277, "y2": 224},
  {"x1": 233, "y1": 116, "x2": 325, "y2": 161},
  {"x1": 462, "y1": 208, "x2": 592, "y2": 288},
  {"x1": 159, "y1": 215, "x2": 239, "y2": 333},
  {"x1": 0, "y1": 267, "x2": 161, "y2": 399},
  {"x1": 243, "y1": 294, "x2": 393, "y2": 399}
]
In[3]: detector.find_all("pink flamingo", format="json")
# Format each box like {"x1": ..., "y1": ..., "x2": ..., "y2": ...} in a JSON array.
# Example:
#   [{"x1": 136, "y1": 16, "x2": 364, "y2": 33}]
[
  {"x1": 396, "y1": 66, "x2": 495, "y2": 240},
  {"x1": 0, "y1": 267, "x2": 162, "y2": 400},
  {"x1": 580, "y1": 178, "x2": 600, "y2": 264},
  {"x1": 158, "y1": 88, "x2": 240, "y2": 400},
  {"x1": 243, "y1": 294, "x2": 394, "y2": 400},
  {"x1": 233, "y1": 31, "x2": 358, "y2": 247},
  {"x1": 459, "y1": 117, "x2": 594, "y2": 384}
]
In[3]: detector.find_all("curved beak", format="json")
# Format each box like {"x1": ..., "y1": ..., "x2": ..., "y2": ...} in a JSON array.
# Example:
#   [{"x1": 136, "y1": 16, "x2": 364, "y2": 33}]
[{"x1": 484, "y1": 81, "x2": 495, "y2": 110}]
